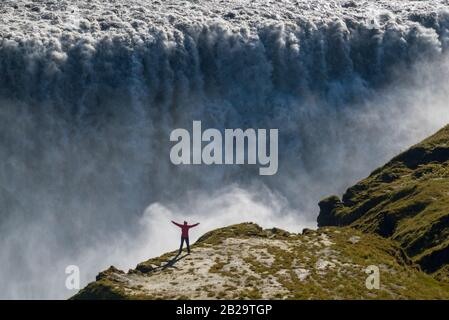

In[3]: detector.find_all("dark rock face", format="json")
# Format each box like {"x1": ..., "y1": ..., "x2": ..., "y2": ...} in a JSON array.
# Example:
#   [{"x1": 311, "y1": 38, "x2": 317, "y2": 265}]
[
  {"x1": 317, "y1": 196, "x2": 343, "y2": 226},
  {"x1": 317, "y1": 124, "x2": 449, "y2": 279},
  {"x1": 406, "y1": 214, "x2": 449, "y2": 257},
  {"x1": 419, "y1": 245, "x2": 449, "y2": 274},
  {"x1": 392, "y1": 146, "x2": 449, "y2": 170}
]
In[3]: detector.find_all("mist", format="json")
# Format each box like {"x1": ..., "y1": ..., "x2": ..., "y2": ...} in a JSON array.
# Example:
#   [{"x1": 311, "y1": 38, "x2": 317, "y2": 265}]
[{"x1": 1, "y1": 0, "x2": 449, "y2": 299}]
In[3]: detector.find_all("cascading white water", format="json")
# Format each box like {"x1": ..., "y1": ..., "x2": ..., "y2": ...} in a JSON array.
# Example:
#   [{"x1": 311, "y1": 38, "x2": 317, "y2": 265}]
[{"x1": 1, "y1": 0, "x2": 449, "y2": 299}]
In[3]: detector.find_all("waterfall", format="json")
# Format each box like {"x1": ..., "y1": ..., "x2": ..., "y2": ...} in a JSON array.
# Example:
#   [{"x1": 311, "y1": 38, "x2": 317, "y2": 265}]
[{"x1": 1, "y1": 0, "x2": 449, "y2": 299}]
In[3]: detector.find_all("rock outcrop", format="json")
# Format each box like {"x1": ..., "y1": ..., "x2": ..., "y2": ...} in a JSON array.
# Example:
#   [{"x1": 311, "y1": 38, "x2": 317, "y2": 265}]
[
  {"x1": 318, "y1": 125, "x2": 449, "y2": 282},
  {"x1": 73, "y1": 125, "x2": 449, "y2": 299},
  {"x1": 73, "y1": 223, "x2": 449, "y2": 299}
]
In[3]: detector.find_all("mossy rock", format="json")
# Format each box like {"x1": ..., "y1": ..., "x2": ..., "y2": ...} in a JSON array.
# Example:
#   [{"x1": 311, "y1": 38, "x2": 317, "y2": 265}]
[
  {"x1": 318, "y1": 124, "x2": 449, "y2": 278},
  {"x1": 72, "y1": 278, "x2": 128, "y2": 300},
  {"x1": 71, "y1": 223, "x2": 449, "y2": 300}
]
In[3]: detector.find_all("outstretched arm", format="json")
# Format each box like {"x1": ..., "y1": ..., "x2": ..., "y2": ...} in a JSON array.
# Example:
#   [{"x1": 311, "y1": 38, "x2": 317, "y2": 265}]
[
  {"x1": 188, "y1": 223, "x2": 200, "y2": 228},
  {"x1": 171, "y1": 220, "x2": 182, "y2": 227}
]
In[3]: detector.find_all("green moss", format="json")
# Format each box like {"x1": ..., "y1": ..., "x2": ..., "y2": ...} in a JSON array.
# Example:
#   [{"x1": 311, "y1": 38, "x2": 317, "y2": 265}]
[
  {"x1": 238, "y1": 288, "x2": 263, "y2": 299},
  {"x1": 72, "y1": 278, "x2": 129, "y2": 300},
  {"x1": 318, "y1": 125, "x2": 449, "y2": 278},
  {"x1": 209, "y1": 261, "x2": 226, "y2": 273},
  {"x1": 196, "y1": 222, "x2": 293, "y2": 246}
]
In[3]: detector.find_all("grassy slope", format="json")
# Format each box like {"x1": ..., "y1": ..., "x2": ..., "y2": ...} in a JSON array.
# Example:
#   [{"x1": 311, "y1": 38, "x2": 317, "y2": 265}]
[
  {"x1": 318, "y1": 125, "x2": 449, "y2": 281},
  {"x1": 72, "y1": 223, "x2": 449, "y2": 300}
]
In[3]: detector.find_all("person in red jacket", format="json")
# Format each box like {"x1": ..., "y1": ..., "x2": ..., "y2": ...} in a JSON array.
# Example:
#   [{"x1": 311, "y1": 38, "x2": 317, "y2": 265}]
[{"x1": 171, "y1": 220, "x2": 200, "y2": 255}]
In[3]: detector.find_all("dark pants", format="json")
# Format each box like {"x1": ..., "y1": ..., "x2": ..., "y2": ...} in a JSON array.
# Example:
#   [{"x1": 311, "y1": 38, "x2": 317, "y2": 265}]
[{"x1": 179, "y1": 236, "x2": 190, "y2": 254}]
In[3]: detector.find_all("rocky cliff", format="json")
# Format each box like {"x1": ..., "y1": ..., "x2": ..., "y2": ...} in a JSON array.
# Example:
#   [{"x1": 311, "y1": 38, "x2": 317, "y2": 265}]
[
  {"x1": 318, "y1": 125, "x2": 449, "y2": 282},
  {"x1": 73, "y1": 125, "x2": 449, "y2": 299},
  {"x1": 73, "y1": 222, "x2": 449, "y2": 299}
]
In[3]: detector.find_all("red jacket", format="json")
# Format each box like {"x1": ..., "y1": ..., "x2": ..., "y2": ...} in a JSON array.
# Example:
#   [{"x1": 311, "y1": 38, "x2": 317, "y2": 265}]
[{"x1": 172, "y1": 221, "x2": 199, "y2": 238}]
